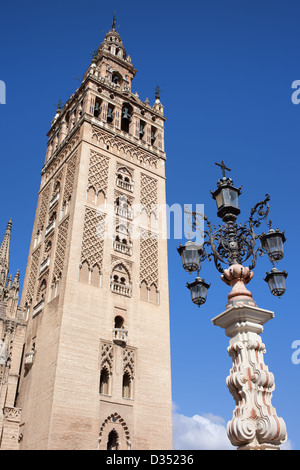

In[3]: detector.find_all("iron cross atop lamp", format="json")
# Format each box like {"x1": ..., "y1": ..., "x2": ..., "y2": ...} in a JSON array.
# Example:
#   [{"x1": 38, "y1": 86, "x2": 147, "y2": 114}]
[{"x1": 177, "y1": 161, "x2": 288, "y2": 308}]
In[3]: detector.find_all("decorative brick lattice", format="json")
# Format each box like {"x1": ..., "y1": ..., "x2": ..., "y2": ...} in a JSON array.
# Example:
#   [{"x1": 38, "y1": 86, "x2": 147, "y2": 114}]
[
  {"x1": 88, "y1": 151, "x2": 110, "y2": 196},
  {"x1": 37, "y1": 186, "x2": 51, "y2": 232},
  {"x1": 101, "y1": 342, "x2": 114, "y2": 374},
  {"x1": 80, "y1": 207, "x2": 105, "y2": 269},
  {"x1": 123, "y1": 348, "x2": 135, "y2": 377},
  {"x1": 63, "y1": 151, "x2": 77, "y2": 203},
  {"x1": 25, "y1": 247, "x2": 41, "y2": 304},
  {"x1": 139, "y1": 230, "x2": 158, "y2": 288},
  {"x1": 140, "y1": 174, "x2": 158, "y2": 214},
  {"x1": 91, "y1": 126, "x2": 159, "y2": 168},
  {"x1": 43, "y1": 130, "x2": 80, "y2": 182},
  {"x1": 43, "y1": 235, "x2": 53, "y2": 258},
  {"x1": 37, "y1": 275, "x2": 48, "y2": 302},
  {"x1": 53, "y1": 217, "x2": 69, "y2": 279},
  {"x1": 52, "y1": 167, "x2": 64, "y2": 196}
]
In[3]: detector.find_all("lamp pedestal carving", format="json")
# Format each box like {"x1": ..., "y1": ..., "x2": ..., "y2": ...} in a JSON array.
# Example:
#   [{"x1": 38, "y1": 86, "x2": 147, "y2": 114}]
[{"x1": 212, "y1": 264, "x2": 287, "y2": 450}]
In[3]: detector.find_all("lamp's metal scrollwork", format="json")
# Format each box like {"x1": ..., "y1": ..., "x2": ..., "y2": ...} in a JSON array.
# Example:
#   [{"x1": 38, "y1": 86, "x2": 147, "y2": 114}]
[{"x1": 178, "y1": 163, "x2": 287, "y2": 307}]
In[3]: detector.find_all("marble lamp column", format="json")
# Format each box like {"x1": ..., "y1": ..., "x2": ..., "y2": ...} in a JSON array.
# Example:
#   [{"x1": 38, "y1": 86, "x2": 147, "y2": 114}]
[{"x1": 212, "y1": 264, "x2": 287, "y2": 450}]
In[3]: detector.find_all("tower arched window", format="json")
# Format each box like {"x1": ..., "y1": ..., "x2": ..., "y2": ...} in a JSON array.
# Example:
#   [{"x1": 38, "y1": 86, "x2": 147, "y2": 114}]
[
  {"x1": 107, "y1": 429, "x2": 119, "y2": 450},
  {"x1": 65, "y1": 111, "x2": 70, "y2": 133},
  {"x1": 46, "y1": 211, "x2": 56, "y2": 236},
  {"x1": 94, "y1": 97, "x2": 102, "y2": 118},
  {"x1": 116, "y1": 167, "x2": 134, "y2": 192},
  {"x1": 113, "y1": 224, "x2": 132, "y2": 256},
  {"x1": 114, "y1": 315, "x2": 124, "y2": 329},
  {"x1": 113, "y1": 315, "x2": 128, "y2": 345},
  {"x1": 112, "y1": 71, "x2": 122, "y2": 86},
  {"x1": 53, "y1": 180, "x2": 60, "y2": 195},
  {"x1": 121, "y1": 103, "x2": 133, "y2": 133},
  {"x1": 114, "y1": 196, "x2": 133, "y2": 220},
  {"x1": 37, "y1": 279, "x2": 47, "y2": 303},
  {"x1": 100, "y1": 366, "x2": 110, "y2": 395},
  {"x1": 139, "y1": 119, "x2": 145, "y2": 140},
  {"x1": 45, "y1": 240, "x2": 52, "y2": 255},
  {"x1": 122, "y1": 371, "x2": 132, "y2": 399},
  {"x1": 107, "y1": 104, "x2": 114, "y2": 123},
  {"x1": 50, "y1": 275, "x2": 60, "y2": 301},
  {"x1": 151, "y1": 126, "x2": 157, "y2": 146},
  {"x1": 111, "y1": 264, "x2": 131, "y2": 297},
  {"x1": 91, "y1": 264, "x2": 101, "y2": 287},
  {"x1": 79, "y1": 261, "x2": 90, "y2": 284},
  {"x1": 34, "y1": 230, "x2": 41, "y2": 248},
  {"x1": 87, "y1": 186, "x2": 96, "y2": 205}
]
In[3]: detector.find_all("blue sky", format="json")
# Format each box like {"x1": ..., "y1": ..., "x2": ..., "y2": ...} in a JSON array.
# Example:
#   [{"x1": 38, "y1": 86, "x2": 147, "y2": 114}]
[{"x1": 1, "y1": 0, "x2": 300, "y2": 450}]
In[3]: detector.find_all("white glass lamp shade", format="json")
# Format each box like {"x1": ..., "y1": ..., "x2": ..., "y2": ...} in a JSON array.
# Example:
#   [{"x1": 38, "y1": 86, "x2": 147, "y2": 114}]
[
  {"x1": 177, "y1": 241, "x2": 202, "y2": 273},
  {"x1": 264, "y1": 268, "x2": 287, "y2": 297},
  {"x1": 186, "y1": 277, "x2": 210, "y2": 307},
  {"x1": 261, "y1": 229, "x2": 286, "y2": 262}
]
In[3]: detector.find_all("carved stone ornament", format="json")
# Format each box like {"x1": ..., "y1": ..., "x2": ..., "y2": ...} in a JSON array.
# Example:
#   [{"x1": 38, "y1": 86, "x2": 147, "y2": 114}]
[
  {"x1": 3, "y1": 406, "x2": 21, "y2": 422},
  {"x1": 212, "y1": 268, "x2": 287, "y2": 450},
  {"x1": 24, "y1": 349, "x2": 36, "y2": 370},
  {"x1": 221, "y1": 263, "x2": 256, "y2": 307}
]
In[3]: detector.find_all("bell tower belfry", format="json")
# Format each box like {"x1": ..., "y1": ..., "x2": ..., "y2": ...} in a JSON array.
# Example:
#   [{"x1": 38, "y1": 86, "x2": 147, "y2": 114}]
[{"x1": 16, "y1": 18, "x2": 172, "y2": 450}]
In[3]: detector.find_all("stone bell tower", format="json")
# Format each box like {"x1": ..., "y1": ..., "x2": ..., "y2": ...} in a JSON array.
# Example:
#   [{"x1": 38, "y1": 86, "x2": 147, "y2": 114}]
[{"x1": 15, "y1": 17, "x2": 172, "y2": 450}]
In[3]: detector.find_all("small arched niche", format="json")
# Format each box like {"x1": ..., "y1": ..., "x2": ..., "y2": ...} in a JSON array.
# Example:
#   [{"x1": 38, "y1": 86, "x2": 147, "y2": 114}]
[
  {"x1": 114, "y1": 315, "x2": 124, "y2": 329},
  {"x1": 107, "y1": 429, "x2": 119, "y2": 450}
]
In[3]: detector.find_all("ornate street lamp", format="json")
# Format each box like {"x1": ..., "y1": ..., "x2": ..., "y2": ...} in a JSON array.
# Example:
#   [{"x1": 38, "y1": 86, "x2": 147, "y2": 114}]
[
  {"x1": 264, "y1": 267, "x2": 288, "y2": 297},
  {"x1": 177, "y1": 240, "x2": 203, "y2": 274},
  {"x1": 211, "y1": 161, "x2": 242, "y2": 222},
  {"x1": 186, "y1": 277, "x2": 210, "y2": 307},
  {"x1": 260, "y1": 228, "x2": 286, "y2": 262},
  {"x1": 177, "y1": 161, "x2": 288, "y2": 450}
]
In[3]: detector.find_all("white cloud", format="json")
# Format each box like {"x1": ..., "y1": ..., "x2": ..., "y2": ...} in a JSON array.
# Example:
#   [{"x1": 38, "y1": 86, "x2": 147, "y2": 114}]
[
  {"x1": 172, "y1": 410, "x2": 234, "y2": 450},
  {"x1": 281, "y1": 440, "x2": 294, "y2": 450},
  {"x1": 172, "y1": 406, "x2": 294, "y2": 450}
]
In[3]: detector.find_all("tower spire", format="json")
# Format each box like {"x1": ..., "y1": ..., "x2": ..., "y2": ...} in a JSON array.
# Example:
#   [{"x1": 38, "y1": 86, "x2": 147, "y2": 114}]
[
  {"x1": 112, "y1": 11, "x2": 116, "y2": 31},
  {"x1": 0, "y1": 219, "x2": 12, "y2": 262},
  {"x1": 0, "y1": 220, "x2": 12, "y2": 295}
]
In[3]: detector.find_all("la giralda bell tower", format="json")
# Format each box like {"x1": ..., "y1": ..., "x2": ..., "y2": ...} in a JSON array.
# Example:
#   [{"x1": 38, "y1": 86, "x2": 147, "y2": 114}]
[{"x1": 16, "y1": 18, "x2": 172, "y2": 450}]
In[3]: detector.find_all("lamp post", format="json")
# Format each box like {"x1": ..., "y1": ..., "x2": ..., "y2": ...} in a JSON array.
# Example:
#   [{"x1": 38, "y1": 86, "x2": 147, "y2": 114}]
[{"x1": 177, "y1": 161, "x2": 288, "y2": 450}]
